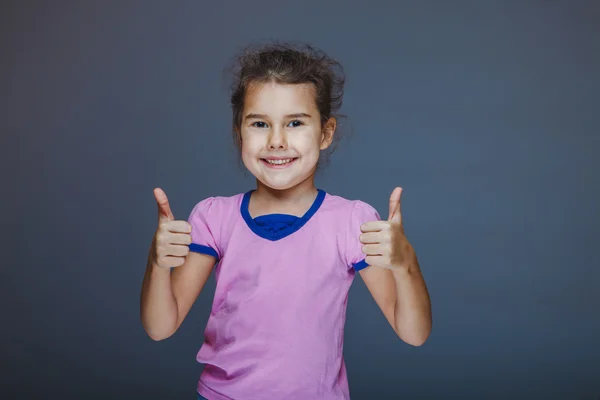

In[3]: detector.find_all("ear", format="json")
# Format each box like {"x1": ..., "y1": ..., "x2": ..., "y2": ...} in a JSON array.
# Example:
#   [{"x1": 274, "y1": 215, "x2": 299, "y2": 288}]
[{"x1": 320, "y1": 117, "x2": 336, "y2": 150}]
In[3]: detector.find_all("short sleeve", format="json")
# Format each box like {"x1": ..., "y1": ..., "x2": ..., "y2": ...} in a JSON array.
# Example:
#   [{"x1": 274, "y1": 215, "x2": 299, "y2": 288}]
[
  {"x1": 187, "y1": 197, "x2": 221, "y2": 261},
  {"x1": 345, "y1": 201, "x2": 381, "y2": 271}
]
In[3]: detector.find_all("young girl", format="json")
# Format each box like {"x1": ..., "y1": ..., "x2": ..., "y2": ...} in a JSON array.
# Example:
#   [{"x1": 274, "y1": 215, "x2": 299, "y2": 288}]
[{"x1": 140, "y1": 43, "x2": 432, "y2": 400}]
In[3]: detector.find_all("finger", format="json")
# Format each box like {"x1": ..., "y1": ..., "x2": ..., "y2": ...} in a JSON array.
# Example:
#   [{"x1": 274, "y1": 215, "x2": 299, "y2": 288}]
[
  {"x1": 361, "y1": 243, "x2": 384, "y2": 256},
  {"x1": 360, "y1": 221, "x2": 389, "y2": 233},
  {"x1": 165, "y1": 244, "x2": 190, "y2": 257},
  {"x1": 388, "y1": 187, "x2": 403, "y2": 222},
  {"x1": 168, "y1": 233, "x2": 192, "y2": 246},
  {"x1": 359, "y1": 232, "x2": 382, "y2": 244},
  {"x1": 154, "y1": 188, "x2": 174, "y2": 221},
  {"x1": 162, "y1": 255, "x2": 186, "y2": 268},
  {"x1": 365, "y1": 255, "x2": 387, "y2": 267},
  {"x1": 164, "y1": 220, "x2": 192, "y2": 234}
]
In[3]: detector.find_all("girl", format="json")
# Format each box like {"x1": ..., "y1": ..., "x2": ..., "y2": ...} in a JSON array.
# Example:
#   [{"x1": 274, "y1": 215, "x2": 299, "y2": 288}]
[{"x1": 140, "y1": 43, "x2": 432, "y2": 400}]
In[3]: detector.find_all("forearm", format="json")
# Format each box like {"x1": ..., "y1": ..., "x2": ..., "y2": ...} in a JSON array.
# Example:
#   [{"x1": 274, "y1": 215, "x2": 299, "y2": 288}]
[
  {"x1": 140, "y1": 254, "x2": 179, "y2": 341},
  {"x1": 392, "y1": 252, "x2": 432, "y2": 346}
]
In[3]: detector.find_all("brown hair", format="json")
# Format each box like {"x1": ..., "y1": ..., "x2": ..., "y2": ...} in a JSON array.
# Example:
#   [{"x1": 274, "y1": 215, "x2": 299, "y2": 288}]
[{"x1": 227, "y1": 42, "x2": 348, "y2": 165}]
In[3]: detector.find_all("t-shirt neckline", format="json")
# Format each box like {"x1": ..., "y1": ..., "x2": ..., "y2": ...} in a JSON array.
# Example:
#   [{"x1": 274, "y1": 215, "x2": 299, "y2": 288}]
[{"x1": 240, "y1": 189, "x2": 326, "y2": 241}]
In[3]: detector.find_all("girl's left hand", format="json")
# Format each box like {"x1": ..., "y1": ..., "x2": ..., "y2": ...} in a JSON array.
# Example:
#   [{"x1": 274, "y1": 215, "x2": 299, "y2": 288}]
[{"x1": 359, "y1": 187, "x2": 415, "y2": 270}]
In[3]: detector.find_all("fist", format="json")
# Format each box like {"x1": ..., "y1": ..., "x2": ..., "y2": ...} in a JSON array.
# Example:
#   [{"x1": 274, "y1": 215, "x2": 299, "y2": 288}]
[
  {"x1": 359, "y1": 187, "x2": 414, "y2": 270},
  {"x1": 151, "y1": 188, "x2": 192, "y2": 269}
]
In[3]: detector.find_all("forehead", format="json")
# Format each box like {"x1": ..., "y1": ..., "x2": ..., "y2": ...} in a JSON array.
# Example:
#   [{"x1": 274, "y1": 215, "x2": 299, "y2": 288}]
[{"x1": 244, "y1": 81, "x2": 317, "y2": 114}]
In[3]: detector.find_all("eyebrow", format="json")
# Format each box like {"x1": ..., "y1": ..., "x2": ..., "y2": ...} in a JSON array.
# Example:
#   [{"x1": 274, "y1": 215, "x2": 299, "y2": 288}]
[{"x1": 244, "y1": 113, "x2": 312, "y2": 120}]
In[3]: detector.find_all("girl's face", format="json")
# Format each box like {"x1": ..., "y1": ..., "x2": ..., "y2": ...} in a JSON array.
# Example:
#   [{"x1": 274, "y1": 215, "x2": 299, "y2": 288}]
[{"x1": 240, "y1": 82, "x2": 334, "y2": 192}]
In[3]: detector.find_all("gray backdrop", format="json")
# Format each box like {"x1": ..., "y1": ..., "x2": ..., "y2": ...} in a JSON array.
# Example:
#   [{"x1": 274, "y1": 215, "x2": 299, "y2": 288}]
[{"x1": 2, "y1": 1, "x2": 599, "y2": 399}]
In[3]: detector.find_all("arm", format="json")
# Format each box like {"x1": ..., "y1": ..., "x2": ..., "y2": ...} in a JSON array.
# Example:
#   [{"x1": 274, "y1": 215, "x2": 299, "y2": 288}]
[
  {"x1": 140, "y1": 188, "x2": 216, "y2": 341},
  {"x1": 140, "y1": 250, "x2": 215, "y2": 341},
  {"x1": 358, "y1": 187, "x2": 432, "y2": 346},
  {"x1": 359, "y1": 250, "x2": 431, "y2": 346}
]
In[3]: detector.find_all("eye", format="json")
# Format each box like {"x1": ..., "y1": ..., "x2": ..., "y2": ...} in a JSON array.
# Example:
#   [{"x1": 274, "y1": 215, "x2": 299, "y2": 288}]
[
  {"x1": 251, "y1": 121, "x2": 268, "y2": 128},
  {"x1": 288, "y1": 120, "x2": 304, "y2": 128}
]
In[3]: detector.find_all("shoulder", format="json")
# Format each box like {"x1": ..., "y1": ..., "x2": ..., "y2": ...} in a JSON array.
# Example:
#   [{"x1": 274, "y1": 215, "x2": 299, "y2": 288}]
[
  {"x1": 189, "y1": 192, "x2": 245, "y2": 219},
  {"x1": 323, "y1": 192, "x2": 379, "y2": 220},
  {"x1": 323, "y1": 192, "x2": 381, "y2": 268}
]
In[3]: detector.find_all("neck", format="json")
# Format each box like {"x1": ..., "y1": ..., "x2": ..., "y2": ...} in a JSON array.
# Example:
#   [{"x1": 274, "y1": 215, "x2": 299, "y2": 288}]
[
  {"x1": 254, "y1": 175, "x2": 317, "y2": 204},
  {"x1": 250, "y1": 174, "x2": 318, "y2": 217}
]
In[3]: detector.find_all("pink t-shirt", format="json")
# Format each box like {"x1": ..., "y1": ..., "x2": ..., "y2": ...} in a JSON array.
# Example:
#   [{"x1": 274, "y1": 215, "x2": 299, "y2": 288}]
[{"x1": 187, "y1": 190, "x2": 381, "y2": 400}]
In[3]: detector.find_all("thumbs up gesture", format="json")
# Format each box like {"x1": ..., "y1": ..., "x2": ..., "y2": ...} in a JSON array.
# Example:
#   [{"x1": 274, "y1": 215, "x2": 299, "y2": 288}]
[
  {"x1": 359, "y1": 187, "x2": 414, "y2": 270},
  {"x1": 150, "y1": 188, "x2": 193, "y2": 269}
]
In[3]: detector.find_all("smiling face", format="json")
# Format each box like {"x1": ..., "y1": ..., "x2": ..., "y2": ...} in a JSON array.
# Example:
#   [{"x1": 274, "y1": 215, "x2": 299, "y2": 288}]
[{"x1": 239, "y1": 81, "x2": 335, "y2": 192}]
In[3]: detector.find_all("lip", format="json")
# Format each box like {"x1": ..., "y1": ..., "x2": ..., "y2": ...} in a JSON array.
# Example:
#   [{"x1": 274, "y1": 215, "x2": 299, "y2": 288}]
[{"x1": 260, "y1": 157, "x2": 298, "y2": 169}]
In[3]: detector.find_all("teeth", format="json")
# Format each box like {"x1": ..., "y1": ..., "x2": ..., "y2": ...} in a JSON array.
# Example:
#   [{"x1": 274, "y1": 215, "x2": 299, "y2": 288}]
[{"x1": 266, "y1": 159, "x2": 293, "y2": 165}]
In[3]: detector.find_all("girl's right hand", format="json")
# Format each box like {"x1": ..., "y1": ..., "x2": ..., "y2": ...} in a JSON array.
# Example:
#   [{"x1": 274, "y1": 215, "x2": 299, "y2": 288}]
[{"x1": 151, "y1": 188, "x2": 192, "y2": 269}]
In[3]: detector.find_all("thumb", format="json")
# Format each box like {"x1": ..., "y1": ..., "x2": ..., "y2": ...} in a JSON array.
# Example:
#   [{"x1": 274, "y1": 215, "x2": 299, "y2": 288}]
[
  {"x1": 388, "y1": 187, "x2": 403, "y2": 222},
  {"x1": 154, "y1": 188, "x2": 175, "y2": 222}
]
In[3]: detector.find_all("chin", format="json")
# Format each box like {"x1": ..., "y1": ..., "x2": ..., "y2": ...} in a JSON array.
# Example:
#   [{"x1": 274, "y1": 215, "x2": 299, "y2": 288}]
[
  {"x1": 254, "y1": 175, "x2": 307, "y2": 191},
  {"x1": 249, "y1": 167, "x2": 313, "y2": 192},
  {"x1": 258, "y1": 183, "x2": 290, "y2": 191},
  {"x1": 242, "y1": 154, "x2": 318, "y2": 191}
]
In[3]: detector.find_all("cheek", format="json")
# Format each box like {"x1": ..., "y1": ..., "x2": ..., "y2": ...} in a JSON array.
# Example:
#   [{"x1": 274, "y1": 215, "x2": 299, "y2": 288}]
[
  {"x1": 240, "y1": 141, "x2": 256, "y2": 168},
  {"x1": 240, "y1": 134, "x2": 261, "y2": 155},
  {"x1": 241, "y1": 148, "x2": 257, "y2": 168},
  {"x1": 296, "y1": 131, "x2": 323, "y2": 154}
]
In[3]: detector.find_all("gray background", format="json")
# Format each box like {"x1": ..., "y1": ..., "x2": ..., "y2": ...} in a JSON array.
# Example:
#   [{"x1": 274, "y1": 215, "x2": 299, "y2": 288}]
[{"x1": 2, "y1": 1, "x2": 599, "y2": 399}]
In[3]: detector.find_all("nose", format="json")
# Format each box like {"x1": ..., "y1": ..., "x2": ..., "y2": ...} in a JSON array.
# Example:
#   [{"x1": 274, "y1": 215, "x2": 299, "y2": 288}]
[{"x1": 267, "y1": 127, "x2": 287, "y2": 150}]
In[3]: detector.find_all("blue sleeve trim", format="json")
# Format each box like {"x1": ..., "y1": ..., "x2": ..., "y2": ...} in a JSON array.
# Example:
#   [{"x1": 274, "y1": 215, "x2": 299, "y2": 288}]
[
  {"x1": 353, "y1": 258, "x2": 369, "y2": 271},
  {"x1": 189, "y1": 243, "x2": 219, "y2": 260}
]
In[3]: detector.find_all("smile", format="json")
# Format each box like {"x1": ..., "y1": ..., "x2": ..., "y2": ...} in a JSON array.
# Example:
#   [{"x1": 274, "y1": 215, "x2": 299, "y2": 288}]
[{"x1": 261, "y1": 158, "x2": 298, "y2": 168}]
